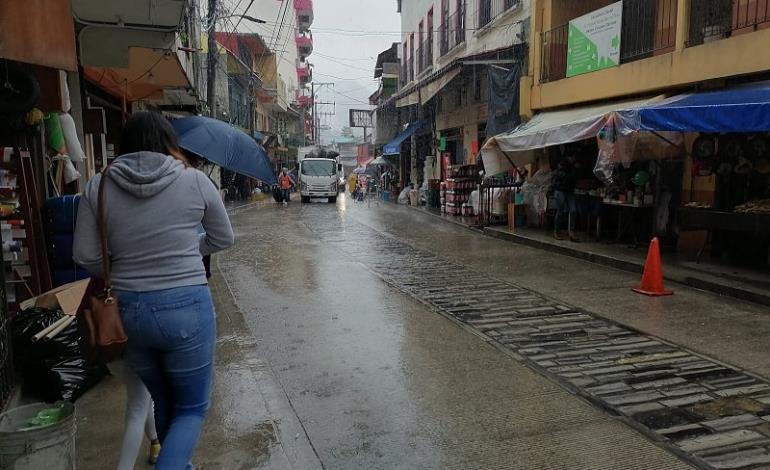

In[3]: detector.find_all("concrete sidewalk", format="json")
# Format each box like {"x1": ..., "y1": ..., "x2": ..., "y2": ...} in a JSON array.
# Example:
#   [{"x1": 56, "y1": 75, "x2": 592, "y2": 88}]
[
  {"x1": 74, "y1": 271, "x2": 322, "y2": 470},
  {"x1": 403, "y1": 203, "x2": 770, "y2": 307},
  {"x1": 484, "y1": 226, "x2": 770, "y2": 307}
]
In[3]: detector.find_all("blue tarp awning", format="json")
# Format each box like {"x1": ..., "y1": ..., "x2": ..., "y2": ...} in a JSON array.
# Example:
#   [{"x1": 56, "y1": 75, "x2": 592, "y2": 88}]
[
  {"x1": 383, "y1": 122, "x2": 423, "y2": 155},
  {"x1": 616, "y1": 81, "x2": 770, "y2": 133}
]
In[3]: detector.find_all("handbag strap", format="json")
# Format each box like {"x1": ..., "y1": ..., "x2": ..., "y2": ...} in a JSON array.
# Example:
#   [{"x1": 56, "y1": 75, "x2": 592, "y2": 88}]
[{"x1": 96, "y1": 166, "x2": 112, "y2": 294}]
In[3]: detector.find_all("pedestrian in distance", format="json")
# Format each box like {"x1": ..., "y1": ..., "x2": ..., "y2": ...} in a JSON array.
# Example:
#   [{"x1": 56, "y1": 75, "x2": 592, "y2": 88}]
[
  {"x1": 551, "y1": 153, "x2": 579, "y2": 242},
  {"x1": 74, "y1": 111, "x2": 234, "y2": 470},
  {"x1": 278, "y1": 167, "x2": 295, "y2": 205}
]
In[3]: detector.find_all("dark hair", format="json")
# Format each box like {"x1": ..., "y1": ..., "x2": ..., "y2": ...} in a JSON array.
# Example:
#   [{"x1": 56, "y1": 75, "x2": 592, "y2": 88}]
[
  {"x1": 119, "y1": 111, "x2": 180, "y2": 155},
  {"x1": 181, "y1": 149, "x2": 205, "y2": 169}
]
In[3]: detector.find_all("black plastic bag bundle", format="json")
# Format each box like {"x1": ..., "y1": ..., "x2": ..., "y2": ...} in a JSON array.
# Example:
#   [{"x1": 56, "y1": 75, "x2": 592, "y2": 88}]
[{"x1": 11, "y1": 307, "x2": 107, "y2": 402}]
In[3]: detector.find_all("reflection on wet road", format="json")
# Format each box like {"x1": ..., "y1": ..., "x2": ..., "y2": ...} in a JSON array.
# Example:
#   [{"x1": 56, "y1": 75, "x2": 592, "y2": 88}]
[{"x1": 218, "y1": 200, "x2": 689, "y2": 469}]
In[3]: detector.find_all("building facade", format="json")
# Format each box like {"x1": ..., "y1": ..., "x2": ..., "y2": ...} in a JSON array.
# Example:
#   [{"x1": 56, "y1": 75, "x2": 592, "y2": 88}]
[
  {"x1": 525, "y1": 0, "x2": 770, "y2": 115},
  {"x1": 382, "y1": 0, "x2": 529, "y2": 187}
]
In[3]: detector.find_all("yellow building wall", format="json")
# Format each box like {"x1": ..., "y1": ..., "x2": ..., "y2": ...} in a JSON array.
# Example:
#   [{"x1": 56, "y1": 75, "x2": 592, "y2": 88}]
[
  {"x1": 525, "y1": 0, "x2": 770, "y2": 114},
  {"x1": 255, "y1": 55, "x2": 278, "y2": 90}
]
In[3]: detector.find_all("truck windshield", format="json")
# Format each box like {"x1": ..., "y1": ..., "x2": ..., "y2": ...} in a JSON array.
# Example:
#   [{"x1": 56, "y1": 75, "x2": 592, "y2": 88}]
[{"x1": 301, "y1": 160, "x2": 336, "y2": 177}]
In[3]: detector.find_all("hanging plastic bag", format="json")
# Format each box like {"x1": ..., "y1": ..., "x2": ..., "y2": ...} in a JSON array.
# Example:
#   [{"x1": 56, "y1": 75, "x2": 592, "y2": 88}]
[
  {"x1": 52, "y1": 155, "x2": 81, "y2": 184},
  {"x1": 594, "y1": 122, "x2": 618, "y2": 185},
  {"x1": 62, "y1": 157, "x2": 81, "y2": 184},
  {"x1": 398, "y1": 186, "x2": 411, "y2": 204},
  {"x1": 43, "y1": 113, "x2": 67, "y2": 154},
  {"x1": 59, "y1": 113, "x2": 85, "y2": 162},
  {"x1": 522, "y1": 168, "x2": 552, "y2": 215}
]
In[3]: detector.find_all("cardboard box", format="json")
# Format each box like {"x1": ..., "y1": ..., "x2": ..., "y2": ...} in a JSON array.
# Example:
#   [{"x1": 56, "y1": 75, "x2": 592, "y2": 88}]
[{"x1": 19, "y1": 279, "x2": 89, "y2": 316}]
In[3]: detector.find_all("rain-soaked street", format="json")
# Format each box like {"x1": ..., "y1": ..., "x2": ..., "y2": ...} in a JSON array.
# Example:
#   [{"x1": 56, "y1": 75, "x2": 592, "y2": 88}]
[
  {"x1": 74, "y1": 197, "x2": 770, "y2": 469},
  {"x1": 215, "y1": 198, "x2": 690, "y2": 469},
  {"x1": 193, "y1": 194, "x2": 763, "y2": 470}
]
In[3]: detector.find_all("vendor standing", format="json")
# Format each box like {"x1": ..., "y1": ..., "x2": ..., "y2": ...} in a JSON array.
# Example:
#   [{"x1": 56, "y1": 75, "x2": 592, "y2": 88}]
[{"x1": 552, "y1": 153, "x2": 579, "y2": 242}]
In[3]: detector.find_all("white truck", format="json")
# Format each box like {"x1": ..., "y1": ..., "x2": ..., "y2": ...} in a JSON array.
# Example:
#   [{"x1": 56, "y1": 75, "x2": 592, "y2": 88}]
[{"x1": 298, "y1": 147, "x2": 341, "y2": 203}]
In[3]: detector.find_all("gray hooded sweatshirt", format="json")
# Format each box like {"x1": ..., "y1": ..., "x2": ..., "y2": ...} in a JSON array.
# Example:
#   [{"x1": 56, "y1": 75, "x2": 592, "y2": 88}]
[{"x1": 73, "y1": 151, "x2": 234, "y2": 292}]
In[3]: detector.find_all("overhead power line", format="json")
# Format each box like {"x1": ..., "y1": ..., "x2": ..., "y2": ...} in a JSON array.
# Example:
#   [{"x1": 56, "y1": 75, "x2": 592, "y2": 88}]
[{"x1": 314, "y1": 72, "x2": 377, "y2": 81}]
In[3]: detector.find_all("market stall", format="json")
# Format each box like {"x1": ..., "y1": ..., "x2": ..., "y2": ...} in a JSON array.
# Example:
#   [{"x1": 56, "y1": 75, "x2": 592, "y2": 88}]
[
  {"x1": 614, "y1": 81, "x2": 770, "y2": 267},
  {"x1": 481, "y1": 95, "x2": 680, "y2": 243},
  {"x1": 483, "y1": 80, "x2": 770, "y2": 269}
]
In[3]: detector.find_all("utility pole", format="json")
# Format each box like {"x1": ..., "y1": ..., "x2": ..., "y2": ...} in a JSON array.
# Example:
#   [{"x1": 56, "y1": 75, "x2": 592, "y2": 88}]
[
  {"x1": 207, "y1": 0, "x2": 218, "y2": 118},
  {"x1": 311, "y1": 82, "x2": 316, "y2": 144},
  {"x1": 302, "y1": 110, "x2": 306, "y2": 146},
  {"x1": 310, "y1": 82, "x2": 334, "y2": 145}
]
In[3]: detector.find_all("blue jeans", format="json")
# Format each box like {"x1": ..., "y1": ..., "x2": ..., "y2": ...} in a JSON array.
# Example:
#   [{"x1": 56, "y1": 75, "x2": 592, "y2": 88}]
[
  {"x1": 281, "y1": 188, "x2": 291, "y2": 202},
  {"x1": 555, "y1": 190, "x2": 577, "y2": 232},
  {"x1": 116, "y1": 285, "x2": 216, "y2": 470}
]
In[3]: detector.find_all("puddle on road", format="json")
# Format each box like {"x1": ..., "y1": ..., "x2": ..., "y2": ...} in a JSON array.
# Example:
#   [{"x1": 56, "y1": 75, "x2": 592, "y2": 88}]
[{"x1": 197, "y1": 420, "x2": 280, "y2": 470}]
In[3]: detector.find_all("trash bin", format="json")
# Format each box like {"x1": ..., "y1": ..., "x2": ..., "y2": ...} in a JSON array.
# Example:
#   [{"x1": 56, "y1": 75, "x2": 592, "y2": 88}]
[
  {"x1": 381, "y1": 190, "x2": 390, "y2": 202},
  {"x1": 0, "y1": 402, "x2": 75, "y2": 470}
]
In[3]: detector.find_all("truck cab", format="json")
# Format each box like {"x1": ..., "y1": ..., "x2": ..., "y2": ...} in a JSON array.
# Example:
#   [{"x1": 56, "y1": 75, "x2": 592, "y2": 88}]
[{"x1": 299, "y1": 157, "x2": 341, "y2": 203}]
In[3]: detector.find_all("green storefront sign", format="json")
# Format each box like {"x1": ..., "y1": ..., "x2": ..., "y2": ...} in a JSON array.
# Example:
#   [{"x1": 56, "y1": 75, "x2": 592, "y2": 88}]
[{"x1": 566, "y1": 1, "x2": 623, "y2": 78}]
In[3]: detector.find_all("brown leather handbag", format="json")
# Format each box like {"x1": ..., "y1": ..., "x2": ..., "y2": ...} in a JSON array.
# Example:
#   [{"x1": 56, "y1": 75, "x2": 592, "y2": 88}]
[{"x1": 79, "y1": 167, "x2": 128, "y2": 363}]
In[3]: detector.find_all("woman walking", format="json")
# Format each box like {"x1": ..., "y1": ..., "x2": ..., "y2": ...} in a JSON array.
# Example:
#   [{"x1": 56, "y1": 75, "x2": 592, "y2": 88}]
[{"x1": 74, "y1": 112, "x2": 234, "y2": 469}]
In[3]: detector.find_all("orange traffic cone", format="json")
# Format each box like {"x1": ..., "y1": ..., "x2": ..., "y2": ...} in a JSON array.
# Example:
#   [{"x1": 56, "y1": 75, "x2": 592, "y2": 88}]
[{"x1": 633, "y1": 237, "x2": 673, "y2": 297}]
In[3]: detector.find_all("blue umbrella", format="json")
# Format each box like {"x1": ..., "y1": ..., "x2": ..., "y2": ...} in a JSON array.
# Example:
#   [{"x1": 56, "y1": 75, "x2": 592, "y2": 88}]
[{"x1": 171, "y1": 116, "x2": 277, "y2": 185}]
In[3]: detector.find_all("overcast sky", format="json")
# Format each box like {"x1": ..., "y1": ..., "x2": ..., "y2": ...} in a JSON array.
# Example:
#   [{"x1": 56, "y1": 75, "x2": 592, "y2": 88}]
[
  {"x1": 223, "y1": 0, "x2": 400, "y2": 141},
  {"x1": 309, "y1": 0, "x2": 401, "y2": 142}
]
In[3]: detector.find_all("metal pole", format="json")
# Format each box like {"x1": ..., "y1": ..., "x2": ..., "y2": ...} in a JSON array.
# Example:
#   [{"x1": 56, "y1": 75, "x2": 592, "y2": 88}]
[
  {"x1": 207, "y1": 0, "x2": 218, "y2": 117},
  {"x1": 248, "y1": 81, "x2": 255, "y2": 135},
  {"x1": 302, "y1": 103, "x2": 307, "y2": 146},
  {"x1": 311, "y1": 82, "x2": 316, "y2": 144}
]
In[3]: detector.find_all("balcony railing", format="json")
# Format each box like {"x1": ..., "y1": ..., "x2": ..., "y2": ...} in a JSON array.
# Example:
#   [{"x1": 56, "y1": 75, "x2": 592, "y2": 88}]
[
  {"x1": 478, "y1": 0, "x2": 519, "y2": 29},
  {"x1": 621, "y1": 0, "x2": 677, "y2": 62},
  {"x1": 294, "y1": 0, "x2": 313, "y2": 13},
  {"x1": 440, "y1": 5, "x2": 466, "y2": 56},
  {"x1": 294, "y1": 0, "x2": 314, "y2": 29},
  {"x1": 297, "y1": 95, "x2": 313, "y2": 107},
  {"x1": 297, "y1": 64, "x2": 312, "y2": 84},
  {"x1": 688, "y1": 0, "x2": 770, "y2": 46},
  {"x1": 296, "y1": 32, "x2": 313, "y2": 59},
  {"x1": 540, "y1": 24, "x2": 568, "y2": 83},
  {"x1": 540, "y1": 0, "x2": 678, "y2": 83},
  {"x1": 417, "y1": 37, "x2": 433, "y2": 74}
]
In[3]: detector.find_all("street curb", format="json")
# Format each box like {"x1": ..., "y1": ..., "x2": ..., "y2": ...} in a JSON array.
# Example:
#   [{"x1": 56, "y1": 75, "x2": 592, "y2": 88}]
[
  {"x1": 483, "y1": 227, "x2": 770, "y2": 308},
  {"x1": 403, "y1": 203, "x2": 484, "y2": 234}
]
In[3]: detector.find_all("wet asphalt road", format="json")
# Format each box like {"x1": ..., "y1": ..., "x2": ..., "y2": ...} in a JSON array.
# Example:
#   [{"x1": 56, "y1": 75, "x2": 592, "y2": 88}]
[
  {"x1": 216, "y1": 197, "x2": 691, "y2": 469},
  {"x1": 76, "y1": 195, "x2": 770, "y2": 469}
]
